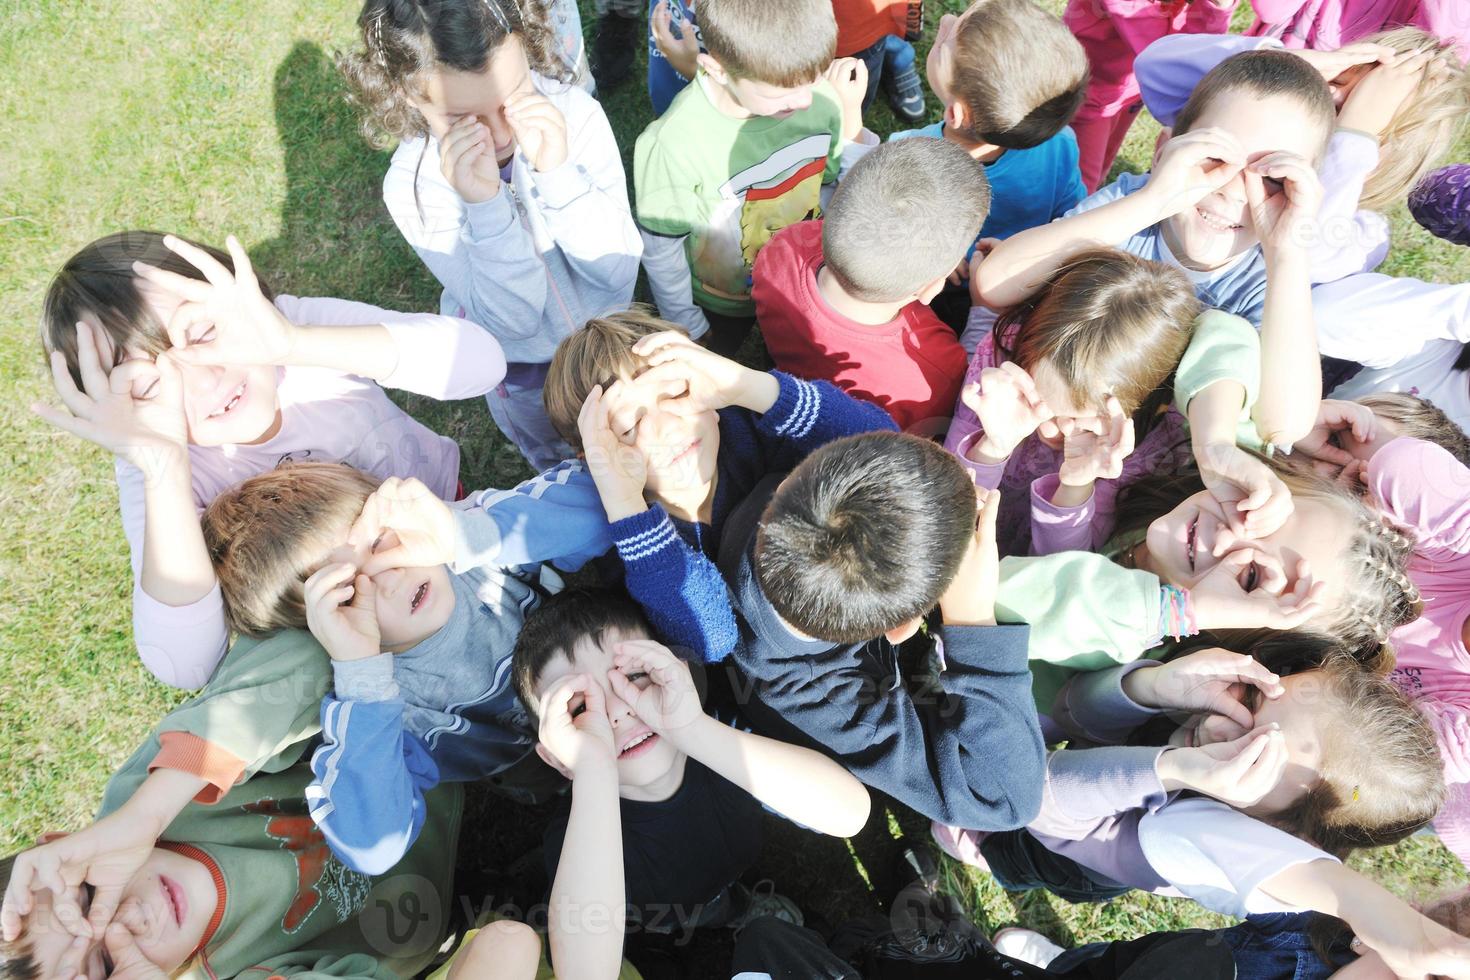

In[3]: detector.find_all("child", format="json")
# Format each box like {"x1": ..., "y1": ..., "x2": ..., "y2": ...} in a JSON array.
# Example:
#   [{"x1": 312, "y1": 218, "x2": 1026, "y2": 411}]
[
  {"x1": 999, "y1": 452, "x2": 1421, "y2": 710},
  {"x1": 894, "y1": 0, "x2": 1090, "y2": 243},
  {"x1": 634, "y1": 0, "x2": 875, "y2": 355},
  {"x1": 1061, "y1": 0, "x2": 1236, "y2": 192},
  {"x1": 722, "y1": 431, "x2": 1047, "y2": 830},
  {"x1": 1313, "y1": 272, "x2": 1470, "y2": 432},
  {"x1": 339, "y1": 0, "x2": 643, "y2": 469},
  {"x1": 200, "y1": 462, "x2": 612, "y2": 874},
  {"x1": 34, "y1": 231, "x2": 504, "y2": 690},
  {"x1": 542, "y1": 309, "x2": 897, "y2": 662},
  {"x1": 0, "y1": 625, "x2": 462, "y2": 980},
  {"x1": 752, "y1": 137, "x2": 989, "y2": 434},
  {"x1": 978, "y1": 49, "x2": 1334, "y2": 331},
  {"x1": 943, "y1": 248, "x2": 1275, "y2": 558},
  {"x1": 515, "y1": 588, "x2": 870, "y2": 935},
  {"x1": 943, "y1": 648, "x2": 1466, "y2": 979}
]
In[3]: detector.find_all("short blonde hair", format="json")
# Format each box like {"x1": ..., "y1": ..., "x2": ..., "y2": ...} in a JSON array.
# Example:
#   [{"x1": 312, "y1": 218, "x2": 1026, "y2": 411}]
[
  {"x1": 543, "y1": 306, "x2": 687, "y2": 451},
  {"x1": 949, "y1": 0, "x2": 1089, "y2": 148},
  {"x1": 1356, "y1": 27, "x2": 1470, "y2": 212},
  {"x1": 1357, "y1": 391, "x2": 1470, "y2": 466},
  {"x1": 823, "y1": 138, "x2": 991, "y2": 302},
  {"x1": 698, "y1": 0, "x2": 836, "y2": 87},
  {"x1": 201, "y1": 463, "x2": 380, "y2": 637}
]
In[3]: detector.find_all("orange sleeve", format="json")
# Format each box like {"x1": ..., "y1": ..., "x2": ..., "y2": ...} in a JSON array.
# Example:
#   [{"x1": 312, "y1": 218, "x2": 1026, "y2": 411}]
[{"x1": 149, "y1": 732, "x2": 247, "y2": 804}]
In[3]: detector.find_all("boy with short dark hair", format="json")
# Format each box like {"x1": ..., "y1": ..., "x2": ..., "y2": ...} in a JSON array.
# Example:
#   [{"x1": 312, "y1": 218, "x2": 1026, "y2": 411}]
[
  {"x1": 753, "y1": 138, "x2": 989, "y2": 433},
  {"x1": 635, "y1": 0, "x2": 877, "y2": 355},
  {"x1": 722, "y1": 432, "x2": 1046, "y2": 829},
  {"x1": 514, "y1": 588, "x2": 870, "y2": 935}
]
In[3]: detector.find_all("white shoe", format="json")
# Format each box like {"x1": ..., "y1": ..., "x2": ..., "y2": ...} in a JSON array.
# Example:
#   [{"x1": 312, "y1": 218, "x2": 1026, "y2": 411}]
[{"x1": 992, "y1": 927, "x2": 1066, "y2": 968}]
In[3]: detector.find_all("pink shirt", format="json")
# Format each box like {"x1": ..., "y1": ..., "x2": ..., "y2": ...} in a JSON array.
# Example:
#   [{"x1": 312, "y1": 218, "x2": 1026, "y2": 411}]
[
  {"x1": 1247, "y1": 0, "x2": 1470, "y2": 64},
  {"x1": 124, "y1": 295, "x2": 506, "y2": 689},
  {"x1": 1368, "y1": 436, "x2": 1470, "y2": 867}
]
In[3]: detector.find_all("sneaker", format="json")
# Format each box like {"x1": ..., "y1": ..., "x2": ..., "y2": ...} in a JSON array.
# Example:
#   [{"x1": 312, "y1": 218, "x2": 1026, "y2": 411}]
[
  {"x1": 590, "y1": 10, "x2": 640, "y2": 90},
  {"x1": 929, "y1": 819, "x2": 990, "y2": 870},
  {"x1": 882, "y1": 58, "x2": 926, "y2": 124},
  {"x1": 728, "y1": 879, "x2": 804, "y2": 933},
  {"x1": 992, "y1": 927, "x2": 1066, "y2": 968}
]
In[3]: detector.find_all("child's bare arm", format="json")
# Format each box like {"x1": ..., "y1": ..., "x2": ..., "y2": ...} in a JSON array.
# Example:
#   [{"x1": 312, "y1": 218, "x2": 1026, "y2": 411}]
[{"x1": 447, "y1": 921, "x2": 543, "y2": 980}]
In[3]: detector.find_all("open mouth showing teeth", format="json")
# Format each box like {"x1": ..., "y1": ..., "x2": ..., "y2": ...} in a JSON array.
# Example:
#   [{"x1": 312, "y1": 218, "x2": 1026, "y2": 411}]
[
  {"x1": 411, "y1": 582, "x2": 429, "y2": 613},
  {"x1": 209, "y1": 382, "x2": 246, "y2": 419},
  {"x1": 620, "y1": 732, "x2": 656, "y2": 757},
  {"x1": 1187, "y1": 515, "x2": 1199, "y2": 572},
  {"x1": 1196, "y1": 207, "x2": 1242, "y2": 232}
]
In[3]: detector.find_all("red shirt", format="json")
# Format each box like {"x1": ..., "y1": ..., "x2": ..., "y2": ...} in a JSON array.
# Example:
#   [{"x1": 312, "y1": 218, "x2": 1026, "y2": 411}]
[
  {"x1": 831, "y1": 0, "x2": 908, "y2": 56},
  {"x1": 753, "y1": 220, "x2": 965, "y2": 435}
]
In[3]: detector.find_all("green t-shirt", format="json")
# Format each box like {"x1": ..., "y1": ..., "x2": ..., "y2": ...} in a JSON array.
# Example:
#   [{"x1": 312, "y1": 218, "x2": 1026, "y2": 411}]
[{"x1": 634, "y1": 73, "x2": 844, "y2": 316}]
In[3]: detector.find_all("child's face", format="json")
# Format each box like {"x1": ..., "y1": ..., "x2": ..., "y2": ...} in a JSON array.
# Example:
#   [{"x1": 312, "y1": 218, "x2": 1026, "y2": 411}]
[
  {"x1": 702, "y1": 55, "x2": 818, "y2": 119},
  {"x1": 1144, "y1": 490, "x2": 1347, "y2": 620},
  {"x1": 411, "y1": 37, "x2": 533, "y2": 160},
  {"x1": 1169, "y1": 671, "x2": 1327, "y2": 814},
  {"x1": 1161, "y1": 90, "x2": 1328, "y2": 270},
  {"x1": 608, "y1": 373, "x2": 721, "y2": 505},
  {"x1": 131, "y1": 282, "x2": 282, "y2": 447},
  {"x1": 24, "y1": 847, "x2": 215, "y2": 978},
  {"x1": 319, "y1": 528, "x2": 456, "y2": 653},
  {"x1": 533, "y1": 626, "x2": 685, "y2": 794}
]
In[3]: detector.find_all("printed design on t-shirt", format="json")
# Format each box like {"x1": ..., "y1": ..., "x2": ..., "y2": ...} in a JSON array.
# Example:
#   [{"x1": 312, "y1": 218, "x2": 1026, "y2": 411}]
[
  {"x1": 1394, "y1": 665, "x2": 1425, "y2": 695},
  {"x1": 241, "y1": 797, "x2": 372, "y2": 933},
  {"x1": 695, "y1": 133, "x2": 830, "y2": 302}
]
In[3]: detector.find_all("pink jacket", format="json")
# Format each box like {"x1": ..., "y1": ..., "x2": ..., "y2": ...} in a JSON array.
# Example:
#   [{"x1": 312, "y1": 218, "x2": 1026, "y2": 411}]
[{"x1": 1247, "y1": 0, "x2": 1470, "y2": 63}]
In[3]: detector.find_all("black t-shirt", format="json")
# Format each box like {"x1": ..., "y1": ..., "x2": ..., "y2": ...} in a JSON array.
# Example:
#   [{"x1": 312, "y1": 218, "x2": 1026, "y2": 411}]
[{"x1": 542, "y1": 757, "x2": 765, "y2": 924}]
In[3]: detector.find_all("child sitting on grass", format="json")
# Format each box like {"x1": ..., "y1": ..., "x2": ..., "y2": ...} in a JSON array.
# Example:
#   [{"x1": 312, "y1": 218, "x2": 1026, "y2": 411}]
[
  {"x1": 514, "y1": 588, "x2": 870, "y2": 938},
  {"x1": 35, "y1": 231, "x2": 506, "y2": 690},
  {"x1": 200, "y1": 461, "x2": 612, "y2": 875},
  {"x1": 752, "y1": 137, "x2": 988, "y2": 435}
]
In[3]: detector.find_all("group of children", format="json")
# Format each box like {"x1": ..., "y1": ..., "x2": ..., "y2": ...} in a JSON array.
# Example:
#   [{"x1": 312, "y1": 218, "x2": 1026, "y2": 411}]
[{"x1": 8, "y1": 0, "x2": 1470, "y2": 977}]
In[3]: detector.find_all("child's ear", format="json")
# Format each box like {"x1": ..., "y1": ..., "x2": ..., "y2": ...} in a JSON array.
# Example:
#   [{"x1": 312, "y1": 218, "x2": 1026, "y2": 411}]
[
  {"x1": 696, "y1": 52, "x2": 726, "y2": 85},
  {"x1": 534, "y1": 742, "x2": 574, "y2": 781},
  {"x1": 916, "y1": 274, "x2": 948, "y2": 306},
  {"x1": 884, "y1": 617, "x2": 924, "y2": 644},
  {"x1": 1151, "y1": 127, "x2": 1172, "y2": 169},
  {"x1": 946, "y1": 100, "x2": 967, "y2": 134}
]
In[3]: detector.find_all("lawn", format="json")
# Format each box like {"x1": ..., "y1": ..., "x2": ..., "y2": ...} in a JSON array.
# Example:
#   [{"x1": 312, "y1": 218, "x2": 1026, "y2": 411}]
[{"x1": 2, "y1": 0, "x2": 1469, "y2": 969}]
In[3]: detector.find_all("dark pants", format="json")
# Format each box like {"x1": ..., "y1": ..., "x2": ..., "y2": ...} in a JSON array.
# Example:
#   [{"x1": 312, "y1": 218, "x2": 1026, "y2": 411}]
[
  {"x1": 699, "y1": 305, "x2": 758, "y2": 358},
  {"x1": 979, "y1": 830, "x2": 1134, "y2": 905}
]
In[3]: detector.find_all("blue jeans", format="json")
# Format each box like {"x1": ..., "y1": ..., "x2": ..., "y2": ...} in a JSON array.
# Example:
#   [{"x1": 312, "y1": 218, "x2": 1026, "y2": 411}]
[
  {"x1": 484, "y1": 361, "x2": 574, "y2": 472},
  {"x1": 647, "y1": 0, "x2": 697, "y2": 116}
]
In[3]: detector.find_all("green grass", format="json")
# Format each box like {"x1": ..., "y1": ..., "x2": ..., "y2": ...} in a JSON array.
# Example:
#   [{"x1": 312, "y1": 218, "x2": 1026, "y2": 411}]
[{"x1": 3, "y1": 0, "x2": 1470, "y2": 966}]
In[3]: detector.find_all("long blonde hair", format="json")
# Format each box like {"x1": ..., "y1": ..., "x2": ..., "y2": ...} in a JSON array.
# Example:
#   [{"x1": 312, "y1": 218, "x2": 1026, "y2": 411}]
[{"x1": 1358, "y1": 27, "x2": 1470, "y2": 212}]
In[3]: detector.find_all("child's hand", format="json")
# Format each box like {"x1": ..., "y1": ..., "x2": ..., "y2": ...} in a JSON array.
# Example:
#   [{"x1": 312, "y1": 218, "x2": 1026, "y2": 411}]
[
  {"x1": 1145, "y1": 127, "x2": 1246, "y2": 220},
  {"x1": 1157, "y1": 725, "x2": 1288, "y2": 807},
  {"x1": 823, "y1": 56, "x2": 869, "y2": 143},
  {"x1": 0, "y1": 818, "x2": 159, "y2": 943},
  {"x1": 1245, "y1": 151, "x2": 1323, "y2": 259},
  {"x1": 1337, "y1": 47, "x2": 1437, "y2": 140},
  {"x1": 1058, "y1": 396, "x2": 1135, "y2": 489},
  {"x1": 631, "y1": 329, "x2": 776, "y2": 414},
  {"x1": 102, "y1": 919, "x2": 171, "y2": 980},
  {"x1": 504, "y1": 91, "x2": 568, "y2": 173},
  {"x1": 939, "y1": 486, "x2": 1000, "y2": 627},
  {"x1": 439, "y1": 115, "x2": 503, "y2": 204},
  {"x1": 959, "y1": 362, "x2": 1052, "y2": 463},
  {"x1": 1295, "y1": 41, "x2": 1396, "y2": 91},
  {"x1": 1293, "y1": 398, "x2": 1377, "y2": 466},
  {"x1": 351, "y1": 477, "x2": 457, "y2": 575},
  {"x1": 537, "y1": 673, "x2": 617, "y2": 777},
  {"x1": 304, "y1": 564, "x2": 381, "y2": 662},
  {"x1": 34, "y1": 325, "x2": 188, "y2": 481},
  {"x1": 578, "y1": 383, "x2": 650, "y2": 522},
  {"x1": 652, "y1": 1, "x2": 699, "y2": 82},
  {"x1": 607, "y1": 639, "x2": 704, "y2": 735},
  {"x1": 1194, "y1": 442, "x2": 1294, "y2": 538},
  {"x1": 131, "y1": 234, "x2": 297, "y2": 368},
  {"x1": 1122, "y1": 647, "x2": 1283, "y2": 730},
  {"x1": 1190, "y1": 548, "x2": 1326, "y2": 631}
]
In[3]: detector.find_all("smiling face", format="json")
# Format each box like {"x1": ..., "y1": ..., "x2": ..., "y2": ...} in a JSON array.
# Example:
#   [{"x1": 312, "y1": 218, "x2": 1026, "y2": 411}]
[
  {"x1": 1143, "y1": 489, "x2": 1348, "y2": 616},
  {"x1": 1161, "y1": 89, "x2": 1330, "y2": 270},
  {"x1": 24, "y1": 847, "x2": 215, "y2": 979},
  {"x1": 1169, "y1": 671, "x2": 1329, "y2": 814},
  {"x1": 317, "y1": 527, "x2": 455, "y2": 653},
  {"x1": 408, "y1": 36, "x2": 533, "y2": 158},
  {"x1": 532, "y1": 625, "x2": 686, "y2": 798},
  {"x1": 605, "y1": 372, "x2": 721, "y2": 509}
]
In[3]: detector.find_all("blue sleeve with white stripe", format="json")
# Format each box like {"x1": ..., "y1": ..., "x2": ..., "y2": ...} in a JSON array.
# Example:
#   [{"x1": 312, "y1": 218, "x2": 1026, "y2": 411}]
[
  {"x1": 307, "y1": 695, "x2": 441, "y2": 875},
  {"x1": 752, "y1": 372, "x2": 899, "y2": 473},
  {"x1": 455, "y1": 460, "x2": 614, "y2": 574},
  {"x1": 611, "y1": 505, "x2": 738, "y2": 662}
]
